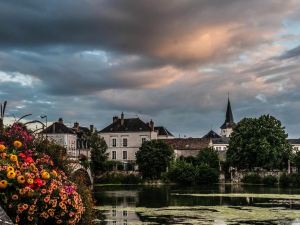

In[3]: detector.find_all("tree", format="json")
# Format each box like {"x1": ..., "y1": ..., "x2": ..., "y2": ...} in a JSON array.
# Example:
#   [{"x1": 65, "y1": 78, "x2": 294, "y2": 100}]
[
  {"x1": 90, "y1": 131, "x2": 108, "y2": 175},
  {"x1": 196, "y1": 147, "x2": 219, "y2": 169},
  {"x1": 226, "y1": 114, "x2": 292, "y2": 170},
  {"x1": 136, "y1": 140, "x2": 174, "y2": 179}
]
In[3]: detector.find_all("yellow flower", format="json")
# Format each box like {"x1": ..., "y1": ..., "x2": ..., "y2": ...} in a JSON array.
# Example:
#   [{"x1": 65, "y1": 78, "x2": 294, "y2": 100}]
[
  {"x1": 10, "y1": 154, "x2": 18, "y2": 162},
  {"x1": 41, "y1": 171, "x2": 50, "y2": 180},
  {"x1": 0, "y1": 180, "x2": 8, "y2": 189},
  {"x1": 50, "y1": 170, "x2": 57, "y2": 177},
  {"x1": 27, "y1": 178, "x2": 34, "y2": 184},
  {"x1": 13, "y1": 140, "x2": 22, "y2": 149},
  {"x1": 0, "y1": 144, "x2": 6, "y2": 152},
  {"x1": 17, "y1": 175, "x2": 25, "y2": 184},
  {"x1": 7, "y1": 171, "x2": 16, "y2": 179},
  {"x1": 6, "y1": 166, "x2": 14, "y2": 172}
]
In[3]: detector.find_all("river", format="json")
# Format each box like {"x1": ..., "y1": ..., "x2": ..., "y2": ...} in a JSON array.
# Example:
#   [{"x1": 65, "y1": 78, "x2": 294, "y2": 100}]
[{"x1": 94, "y1": 184, "x2": 300, "y2": 225}]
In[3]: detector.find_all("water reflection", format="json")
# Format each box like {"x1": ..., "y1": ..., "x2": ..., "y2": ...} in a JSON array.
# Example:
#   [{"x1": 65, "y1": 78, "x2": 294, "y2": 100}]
[{"x1": 94, "y1": 184, "x2": 300, "y2": 225}]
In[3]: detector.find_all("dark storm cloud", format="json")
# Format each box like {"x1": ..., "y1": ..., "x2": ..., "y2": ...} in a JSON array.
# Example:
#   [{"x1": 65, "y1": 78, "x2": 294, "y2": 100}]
[
  {"x1": 280, "y1": 45, "x2": 300, "y2": 59},
  {"x1": 1, "y1": 0, "x2": 300, "y2": 137}
]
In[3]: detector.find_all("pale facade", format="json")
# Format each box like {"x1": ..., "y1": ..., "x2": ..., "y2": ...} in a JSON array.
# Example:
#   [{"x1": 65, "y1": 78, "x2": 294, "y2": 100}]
[
  {"x1": 99, "y1": 113, "x2": 171, "y2": 165},
  {"x1": 99, "y1": 131, "x2": 157, "y2": 162},
  {"x1": 40, "y1": 118, "x2": 78, "y2": 158},
  {"x1": 46, "y1": 133, "x2": 77, "y2": 158}
]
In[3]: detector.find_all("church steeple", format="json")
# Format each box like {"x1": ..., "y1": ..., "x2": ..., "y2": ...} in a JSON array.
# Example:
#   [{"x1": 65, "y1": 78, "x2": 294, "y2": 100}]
[{"x1": 220, "y1": 96, "x2": 235, "y2": 137}]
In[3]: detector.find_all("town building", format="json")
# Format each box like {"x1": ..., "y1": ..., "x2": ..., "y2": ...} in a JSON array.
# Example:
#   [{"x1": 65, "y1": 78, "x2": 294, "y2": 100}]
[
  {"x1": 40, "y1": 118, "x2": 77, "y2": 158},
  {"x1": 99, "y1": 113, "x2": 174, "y2": 166},
  {"x1": 163, "y1": 138, "x2": 210, "y2": 158}
]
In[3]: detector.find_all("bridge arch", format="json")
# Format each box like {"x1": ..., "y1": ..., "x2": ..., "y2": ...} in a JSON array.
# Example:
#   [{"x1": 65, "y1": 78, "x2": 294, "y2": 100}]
[{"x1": 70, "y1": 162, "x2": 93, "y2": 186}]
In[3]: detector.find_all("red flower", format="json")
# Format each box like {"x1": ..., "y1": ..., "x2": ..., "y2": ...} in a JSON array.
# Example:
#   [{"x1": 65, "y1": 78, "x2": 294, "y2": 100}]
[
  {"x1": 18, "y1": 153, "x2": 26, "y2": 158},
  {"x1": 25, "y1": 157, "x2": 34, "y2": 164},
  {"x1": 34, "y1": 178, "x2": 43, "y2": 188}
]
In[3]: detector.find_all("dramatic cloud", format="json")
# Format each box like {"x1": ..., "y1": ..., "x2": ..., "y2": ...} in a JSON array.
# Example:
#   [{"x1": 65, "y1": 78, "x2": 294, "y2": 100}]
[{"x1": 0, "y1": 0, "x2": 300, "y2": 137}]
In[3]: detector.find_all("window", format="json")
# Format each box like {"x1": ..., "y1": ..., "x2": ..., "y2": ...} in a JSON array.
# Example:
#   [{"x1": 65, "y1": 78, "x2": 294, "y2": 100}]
[
  {"x1": 112, "y1": 138, "x2": 117, "y2": 147},
  {"x1": 123, "y1": 151, "x2": 127, "y2": 160},
  {"x1": 123, "y1": 138, "x2": 128, "y2": 147},
  {"x1": 123, "y1": 210, "x2": 127, "y2": 217},
  {"x1": 142, "y1": 137, "x2": 147, "y2": 143},
  {"x1": 112, "y1": 151, "x2": 116, "y2": 160}
]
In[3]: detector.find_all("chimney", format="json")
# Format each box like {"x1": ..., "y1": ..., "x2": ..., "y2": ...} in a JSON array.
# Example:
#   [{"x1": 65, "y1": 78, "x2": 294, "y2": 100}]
[
  {"x1": 74, "y1": 122, "x2": 79, "y2": 130},
  {"x1": 58, "y1": 118, "x2": 63, "y2": 124},
  {"x1": 113, "y1": 116, "x2": 119, "y2": 123},
  {"x1": 149, "y1": 119, "x2": 154, "y2": 131},
  {"x1": 90, "y1": 124, "x2": 94, "y2": 132},
  {"x1": 121, "y1": 112, "x2": 124, "y2": 126}
]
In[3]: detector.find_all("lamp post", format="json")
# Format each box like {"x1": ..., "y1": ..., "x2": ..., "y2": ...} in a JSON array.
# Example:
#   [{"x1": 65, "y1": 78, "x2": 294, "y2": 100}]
[{"x1": 40, "y1": 114, "x2": 48, "y2": 140}]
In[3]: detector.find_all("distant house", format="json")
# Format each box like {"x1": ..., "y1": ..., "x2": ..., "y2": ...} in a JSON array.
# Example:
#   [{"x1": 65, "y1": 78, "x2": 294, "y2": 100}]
[
  {"x1": 163, "y1": 138, "x2": 211, "y2": 158},
  {"x1": 288, "y1": 139, "x2": 300, "y2": 153},
  {"x1": 99, "y1": 112, "x2": 174, "y2": 167},
  {"x1": 40, "y1": 118, "x2": 77, "y2": 158},
  {"x1": 155, "y1": 126, "x2": 174, "y2": 139}
]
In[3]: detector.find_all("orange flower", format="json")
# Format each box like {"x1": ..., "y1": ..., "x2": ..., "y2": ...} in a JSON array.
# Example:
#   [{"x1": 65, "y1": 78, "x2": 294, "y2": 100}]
[
  {"x1": 22, "y1": 204, "x2": 29, "y2": 210},
  {"x1": 13, "y1": 140, "x2": 22, "y2": 148},
  {"x1": 0, "y1": 180, "x2": 8, "y2": 189},
  {"x1": 0, "y1": 144, "x2": 6, "y2": 152},
  {"x1": 12, "y1": 194, "x2": 18, "y2": 200},
  {"x1": 10, "y1": 154, "x2": 18, "y2": 162},
  {"x1": 7, "y1": 171, "x2": 16, "y2": 179},
  {"x1": 1, "y1": 152, "x2": 7, "y2": 159},
  {"x1": 17, "y1": 175, "x2": 25, "y2": 184}
]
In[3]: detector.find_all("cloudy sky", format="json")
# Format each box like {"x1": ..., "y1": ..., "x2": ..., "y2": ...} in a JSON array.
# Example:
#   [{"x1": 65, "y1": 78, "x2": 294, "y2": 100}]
[{"x1": 1, "y1": 0, "x2": 300, "y2": 137}]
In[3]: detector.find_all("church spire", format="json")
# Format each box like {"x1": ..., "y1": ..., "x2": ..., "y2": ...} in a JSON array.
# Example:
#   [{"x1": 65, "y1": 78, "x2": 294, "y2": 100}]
[
  {"x1": 225, "y1": 97, "x2": 234, "y2": 125},
  {"x1": 220, "y1": 95, "x2": 235, "y2": 131}
]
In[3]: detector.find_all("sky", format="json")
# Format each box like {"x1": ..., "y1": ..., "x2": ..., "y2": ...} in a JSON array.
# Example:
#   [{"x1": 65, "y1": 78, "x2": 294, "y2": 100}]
[{"x1": 1, "y1": 0, "x2": 300, "y2": 138}]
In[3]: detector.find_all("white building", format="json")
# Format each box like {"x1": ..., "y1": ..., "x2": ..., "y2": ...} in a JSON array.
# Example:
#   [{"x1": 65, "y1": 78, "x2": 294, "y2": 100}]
[
  {"x1": 40, "y1": 118, "x2": 77, "y2": 158},
  {"x1": 99, "y1": 113, "x2": 174, "y2": 166}
]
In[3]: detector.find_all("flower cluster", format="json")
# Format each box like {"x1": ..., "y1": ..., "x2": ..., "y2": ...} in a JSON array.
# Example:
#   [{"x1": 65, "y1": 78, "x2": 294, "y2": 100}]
[{"x1": 0, "y1": 124, "x2": 84, "y2": 225}]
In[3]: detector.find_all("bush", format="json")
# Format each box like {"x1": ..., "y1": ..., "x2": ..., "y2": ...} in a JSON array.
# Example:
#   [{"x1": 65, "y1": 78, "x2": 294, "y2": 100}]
[
  {"x1": 167, "y1": 161, "x2": 195, "y2": 185},
  {"x1": 280, "y1": 173, "x2": 300, "y2": 187},
  {"x1": 241, "y1": 173, "x2": 262, "y2": 184},
  {"x1": 195, "y1": 166, "x2": 219, "y2": 184},
  {"x1": 262, "y1": 175, "x2": 278, "y2": 186},
  {"x1": 279, "y1": 173, "x2": 292, "y2": 187},
  {"x1": 97, "y1": 172, "x2": 142, "y2": 184}
]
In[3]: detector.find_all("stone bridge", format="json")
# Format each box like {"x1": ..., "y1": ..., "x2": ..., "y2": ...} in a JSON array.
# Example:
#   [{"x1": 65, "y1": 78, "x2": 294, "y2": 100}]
[{"x1": 69, "y1": 161, "x2": 93, "y2": 186}]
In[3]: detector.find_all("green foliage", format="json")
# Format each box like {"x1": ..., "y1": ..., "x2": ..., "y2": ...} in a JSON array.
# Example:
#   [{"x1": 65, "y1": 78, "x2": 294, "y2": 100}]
[
  {"x1": 35, "y1": 139, "x2": 71, "y2": 175},
  {"x1": 96, "y1": 173, "x2": 142, "y2": 184},
  {"x1": 226, "y1": 115, "x2": 292, "y2": 170},
  {"x1": 292, "y1": 151, "x2": 300, "y2": 169},
  {"x1": 279, "y1": 173, "x2": 300, "y2": 187},
  {"x1": 167, "y1": 161, "x2": 196, "y2": 185},
  {"x1": 195, "y1": 166, "x2": 219, "y2": 184},
  {"x1": 262, "y1": 175, "x2": 278, "y2": 186},
  {"x1": 167, "y1": 161, "x2": 219, "y2": 185},
  {"x1": 136, "y1": 140, "x2": 174, "y2": 179},
  {"x1": 196, "y1": 147, "x2": 219, "y2": 169},
  {"x1": 90, "y1": 132, "x2": 108, "y2": 175},
  {"x1": 241, "y1": 173, "x2": 262, "y2": 184}
]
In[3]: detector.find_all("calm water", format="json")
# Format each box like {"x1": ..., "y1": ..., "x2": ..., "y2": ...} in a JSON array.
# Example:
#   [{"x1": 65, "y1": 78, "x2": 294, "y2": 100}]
[{"x1": 94, "y1": 184, "x2": 300, "y2": 225}]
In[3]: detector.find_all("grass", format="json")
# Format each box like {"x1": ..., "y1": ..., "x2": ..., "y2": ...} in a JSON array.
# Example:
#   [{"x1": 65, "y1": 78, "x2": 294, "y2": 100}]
[{"x1": 171, "y1": 193, "x2": 300, "y2": 200}]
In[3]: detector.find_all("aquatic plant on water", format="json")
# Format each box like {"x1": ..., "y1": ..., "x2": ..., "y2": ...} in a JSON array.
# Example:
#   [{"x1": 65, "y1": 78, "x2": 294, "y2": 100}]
[{"x1": 0, "y1": 123, "x2": 85, "y2": 225}]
